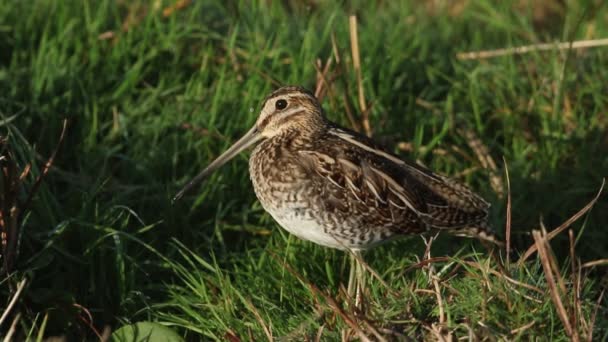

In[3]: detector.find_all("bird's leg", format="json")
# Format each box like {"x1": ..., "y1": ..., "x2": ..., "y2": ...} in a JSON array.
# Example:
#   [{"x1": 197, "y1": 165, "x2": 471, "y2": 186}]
[
  {"x1": 355, "y1": 250, "x2": 365, "y2": 310},
  {"x1": 346, "y1": 250, "x2": 365, "y2": 312},
  {"x1": 342, "y1": 258, "x2": 357, "y2": 342},
  {"x1": 346, "y1": 251, "x2": 357, "y2": 301}
]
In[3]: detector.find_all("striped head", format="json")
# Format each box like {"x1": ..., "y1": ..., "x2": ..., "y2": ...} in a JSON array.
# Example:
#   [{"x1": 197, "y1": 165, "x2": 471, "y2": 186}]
[
  {"x1": 173, "y1": 86, "x2": 323, "y2": 201},
  {"x1": 255, "y1": 86, "x2": 325, "y2": 138}
]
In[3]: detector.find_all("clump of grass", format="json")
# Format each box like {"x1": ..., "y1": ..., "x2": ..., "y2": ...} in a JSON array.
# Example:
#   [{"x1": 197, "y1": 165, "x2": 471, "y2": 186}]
[{"x1": 1, "y1": 0, "x2": 607, "y2": 340}]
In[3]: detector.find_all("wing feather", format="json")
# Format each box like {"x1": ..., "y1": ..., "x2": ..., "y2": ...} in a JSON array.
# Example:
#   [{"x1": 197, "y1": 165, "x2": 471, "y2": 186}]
[
  {"x1": 295, "y1": 124, "x2": 492, "y2": 237},
  {"x1": 324, "y1": 127, "x2": 490, "y2": 228}
]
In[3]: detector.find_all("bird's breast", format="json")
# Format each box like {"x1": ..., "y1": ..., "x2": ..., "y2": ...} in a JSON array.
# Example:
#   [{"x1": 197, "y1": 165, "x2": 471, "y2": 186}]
[
  {"x1": 249, "y1": 140, "x2": 309, "y2": 208},
  {"x1": 248, "y1": 141, "x2": 349, "y2": 249}
]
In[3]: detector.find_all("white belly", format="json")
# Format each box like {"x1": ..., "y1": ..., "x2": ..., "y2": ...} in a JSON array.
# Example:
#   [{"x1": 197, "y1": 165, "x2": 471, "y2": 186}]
[{"x1": 266, "y1": 207, "x2": 347, "y2": 250}]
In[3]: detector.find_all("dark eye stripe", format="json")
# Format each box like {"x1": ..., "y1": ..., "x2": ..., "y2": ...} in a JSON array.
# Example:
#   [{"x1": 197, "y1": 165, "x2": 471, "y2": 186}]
[{"x1": 258, "y1": 115, "x2": 272, "y2": 130}]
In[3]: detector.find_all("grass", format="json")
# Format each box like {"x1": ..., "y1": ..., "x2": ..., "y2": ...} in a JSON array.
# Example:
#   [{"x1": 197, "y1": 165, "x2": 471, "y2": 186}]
[{"x1": 1, "y1": 0, "x2": 607, "y2": 340}]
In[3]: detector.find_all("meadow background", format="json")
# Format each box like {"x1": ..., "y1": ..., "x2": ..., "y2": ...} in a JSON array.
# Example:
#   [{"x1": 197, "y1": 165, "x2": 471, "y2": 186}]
[{"x1": 1, "y1": 0, "x2": 607, "y2": 340}]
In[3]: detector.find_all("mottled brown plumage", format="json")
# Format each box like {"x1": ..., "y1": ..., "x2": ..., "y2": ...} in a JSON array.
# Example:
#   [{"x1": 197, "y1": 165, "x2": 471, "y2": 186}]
[{"x1": 175, "y1": 86, "x2": 501, "y2": 251}]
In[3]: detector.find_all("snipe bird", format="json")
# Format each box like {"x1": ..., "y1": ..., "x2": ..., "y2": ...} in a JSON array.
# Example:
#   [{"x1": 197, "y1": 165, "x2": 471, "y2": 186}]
[{"x1": 174, "y1": 86, "x2": 501, "y2": 303}]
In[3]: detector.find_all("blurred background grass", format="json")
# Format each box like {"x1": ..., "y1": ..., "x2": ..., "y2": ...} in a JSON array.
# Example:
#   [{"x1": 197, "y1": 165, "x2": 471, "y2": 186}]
[{"x1": 1, "y1": 0, "x2": 607, "y2": 340}]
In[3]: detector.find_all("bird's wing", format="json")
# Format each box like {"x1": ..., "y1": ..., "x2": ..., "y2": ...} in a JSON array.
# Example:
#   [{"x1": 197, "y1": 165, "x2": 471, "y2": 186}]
[{"x1": 297, "y1": 126, "x2": 489, "y2": 230}]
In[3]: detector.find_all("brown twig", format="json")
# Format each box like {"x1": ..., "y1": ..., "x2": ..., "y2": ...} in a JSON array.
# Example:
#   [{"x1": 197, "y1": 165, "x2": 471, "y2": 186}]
[
  {"x1": 1, "y1": 138, "x2": 19, "y2": 275},
  {"x1": 456, "y1": 38, "x2": 608, "y2": 60},
  {"x1": 533, "y1": 230, "x2": 579, "y2": 341},
  {"x1": 21, "y1": 119, "x2": 68, "y2": 215},
  {"x1": 348, "y1": 15, "x2": 371, "y2": 137},
  {"x1": 73, "y1": 303, "x2": 103, "y2": 341},
  {"x1": 1, "y1": 119, "x2": 67, "y2": 275},
  {"x1": 398, "y1": 256, "x2": 451, "y2": 277},
  {"x1": 312, "y1": 57, "x2": 345, "y2": 120}
]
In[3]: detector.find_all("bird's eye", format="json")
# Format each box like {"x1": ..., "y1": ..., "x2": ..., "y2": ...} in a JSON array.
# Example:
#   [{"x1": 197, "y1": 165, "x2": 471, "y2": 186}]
[{"x1": 275, "y1": 99, "x2": 288, "y2": 110}]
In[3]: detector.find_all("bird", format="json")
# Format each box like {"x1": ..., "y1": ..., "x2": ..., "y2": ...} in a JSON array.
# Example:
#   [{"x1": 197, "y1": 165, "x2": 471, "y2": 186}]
[{"x1": 174, "y1": 85, "x2": 501, "y2": 305}]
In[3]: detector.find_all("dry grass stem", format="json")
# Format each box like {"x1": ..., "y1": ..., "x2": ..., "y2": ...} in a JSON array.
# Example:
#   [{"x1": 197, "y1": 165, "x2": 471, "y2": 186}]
[
  {"x1": 432, "y1": 274, "x2": 446, "y2": 325},
  {"x1": 331, "y1": 32, "x2": 361, "y2": 132},
  {"x1": 349, "y1": 15, "x2": 371, "y2": 137},
  {"x1": 314, "y1": 57, "x2": 334, "y2": 100},
  {"x1": 503, "y1": 157, "x2": 512, "y2": 266},
  {"x1": 162, "y1": 0, "x2": 192, "y2": 17},
  {"x1": 421, "y1": 235, "x2": 448, "y2": 334},
  {"x1": 0, "y1": 277, "x2": 27, "y2": 328},
  {"x1": 510, "y1": 321, "x2": 535, "y2": 335},
  {"x1": 314, "y1": 324, "x2": 325, "y2": 342},
  {"x1": 581, "y1": 259, "x2": 608, "y2": 268},
  {"x1": 359, "y1": 320, "x2": 388, "y2": 342},
  {"x1": 458, "y1": 127, "x2": 504, "y2": 197},
  {"x1": 456, "y1": 38, "x2": 608, "y2": 60},
  {"x1": 2, "y1": 312, "x2": 21, "y2": 342},
  {"x1": 400, "y1": 256, "x2": 451, "y2": 276},
  {"x1": 569, "y1": 229, "x2": 581, "y2": 337},
  {"x1": 243, "y1": 298, "x2": 274, "y2": 342},
  {"x1": 74, "y1": 303, "x2": 103, "y2": 340},
  {"x1": 425, "y1": 323, "x2": 452, "y2": 342},
  {"x1": 532, "y1": 230, "x2": 578, "y2": 341},
  {"x1": 22, "y1": 119, "x2": 68, "y2": 213},
  {"x1": 331, "y1": 32, "x2": 341, "y2": 64},
  {"x1": 519, "y1": 178, "x2": 605, "y2": 265},
  {"x1": 587, "y1": 289, "x2": 604, "y2": 342}
]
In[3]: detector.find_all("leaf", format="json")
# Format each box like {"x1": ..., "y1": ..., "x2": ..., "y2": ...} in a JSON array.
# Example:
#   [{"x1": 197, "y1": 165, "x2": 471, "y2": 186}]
[{"x1": 111, "y1": 322, "x2": 184, "y2": 342}]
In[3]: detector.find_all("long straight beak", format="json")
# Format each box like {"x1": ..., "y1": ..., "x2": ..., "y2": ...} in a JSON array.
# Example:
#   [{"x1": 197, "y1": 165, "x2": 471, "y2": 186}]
[{"x1": 173, "y1": 125, "x2": 262, "y2": 202}]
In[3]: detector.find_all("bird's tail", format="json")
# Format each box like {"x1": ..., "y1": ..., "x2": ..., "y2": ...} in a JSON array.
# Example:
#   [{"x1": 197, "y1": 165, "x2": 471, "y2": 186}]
[{"x1": 451, "y1": 221, "x2": 504, "y2": 248}]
